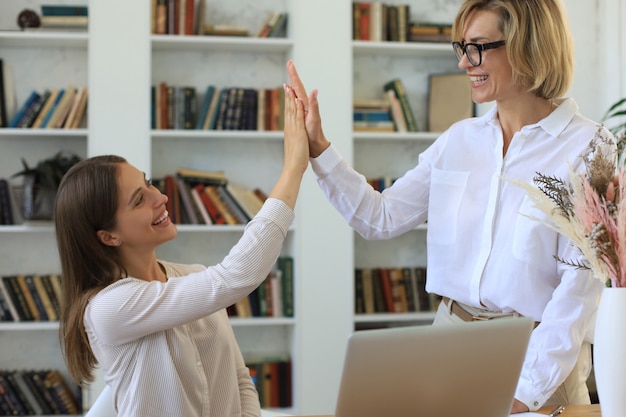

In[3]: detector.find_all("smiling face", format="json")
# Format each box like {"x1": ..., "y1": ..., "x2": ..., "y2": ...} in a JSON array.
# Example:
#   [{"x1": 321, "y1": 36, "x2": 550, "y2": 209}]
[
  {"x1": 108, "y1": 162, "x2": 177, "y2": 252},
  {"x1": 458, "y1": 10, "x2": 521, "y2": 105}
]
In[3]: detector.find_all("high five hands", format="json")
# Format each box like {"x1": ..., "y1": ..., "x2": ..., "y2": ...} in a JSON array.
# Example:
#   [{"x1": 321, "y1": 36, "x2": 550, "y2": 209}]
[{"x1": 286, "y1": 60, "x2": 331, "y2": 158}]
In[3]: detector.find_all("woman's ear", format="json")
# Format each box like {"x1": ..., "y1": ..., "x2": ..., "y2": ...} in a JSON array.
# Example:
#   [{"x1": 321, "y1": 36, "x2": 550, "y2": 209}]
[{"x1": 97, "y1": 230, "x2": 121, "y2": 247}]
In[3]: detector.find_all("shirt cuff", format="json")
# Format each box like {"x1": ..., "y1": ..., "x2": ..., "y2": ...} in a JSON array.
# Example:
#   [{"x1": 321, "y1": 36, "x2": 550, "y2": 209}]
[
  {"x1": 310, "y1": 143, "x2": 343, "y2": 177},
  {"x1": 256, "y1": 197, "x2": 294, "y2": 235},
  {"x1": 515, "y1": 381, "x2": 549, "y2": 412}
]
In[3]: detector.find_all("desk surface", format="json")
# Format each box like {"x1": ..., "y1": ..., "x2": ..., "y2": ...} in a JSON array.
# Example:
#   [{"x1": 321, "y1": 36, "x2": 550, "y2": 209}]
[{"x1": 299, "y1": 403, "x2": 601, "y2": 417}]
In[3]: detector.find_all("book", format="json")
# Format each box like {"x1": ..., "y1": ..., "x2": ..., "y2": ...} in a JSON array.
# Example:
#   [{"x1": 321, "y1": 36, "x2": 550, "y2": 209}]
[
  {"x1": 189, "y1": 185, "x2": 212, "y2": 224},
  {"x1": 41, "y1": 5, "x2": 89, "y2": 16},
  {"x1": 202, "y1": 87, "x2": 222, "y2": 130},
  {"x1": 385, "y1": 89, "x2": 407, "y2": 132},
  {"x1": 41, "y1": 274, "x2": 61, "y2": 318},
  {"x1": 176, "y1": 177, "x2": 199, "y2": 224},
  {"x1": 225, "y1": 183, "x2": 264, "y2": 220},
  {"x1": 383, "y1": 78, "x2": 418, "y2": 131},
  {"x1": 360, "y1": 267, "x2": 376, "y2": 314},
  {"x1": 428, "y1": 72, "x2": 474, "y2": 132},
  {"x1": 278, "y1": 256, "x2": 294, "y2": 317},
  {"x1": 70, "y1": 87, "x2": 88, "y2": 128},
  {"x1": 31, "y1": 88, "x2": 60, "y2": 128},
  {"x1": 0, "y1": 276, "x2": 19, "y2": 321},
  {"x1": 204, "y1": 185, "x2": 239, "y2": 224},
  {"x1": 40, "y1": 15, "x2": 88, "y2": 28},
  {"x1": 49, "y1": 86, "x2": 77, "y2": 128},
  {"x1": 176, "y1": 167, "x2": 227, "y2": 185},
  {"x1": 43, "y1": 369, "x2": 80, "y2": 414},
  {"x1": 0, "y1": 178, "x2": 14, "y2": 225},
  {"x1": 7, "y1": 371, "x2": 44, "y2": 415},
  {"x1": 40, "y1": 88, "x2": 66, "y2": 128},
  {"x1": 216, "y1": 185, "x2": 249, "y2": 223},
  {"x1": 196, "y1": 85, "x2": 216, "y2": 130},
  {"x1": 34, "y1": 274, "x2": 57, "y2": 321},
  {"x1": 267, "y1": 13, "x2": 288, "y2": 38},
  {"x1": 0, "y1": 60, "x2": 17, "y2": 126},
  {"x1": 0, "y1": 59, "x2": 7, "y2": 126},
  {"x1": 63, "y1": 87, "x2": 86, "y2": 129},
  {"x1": 8, "y1": 90, "x2": 41, "y2": 128},
  {"x1": 193, "y1": 183, "x2": 226, "y2": 224},
  {"x1": 20, "y1": 90, "x2": 51, "y2": 128},
  {"x1": 16, "y1": 274, "x2": 41, "y2": 321},
  {"x1": 203, "y1": 25, "x2": 249, "y2": 37},
  {"x1": 24, "y1": 274, "x2": 49, "y2": 321}
]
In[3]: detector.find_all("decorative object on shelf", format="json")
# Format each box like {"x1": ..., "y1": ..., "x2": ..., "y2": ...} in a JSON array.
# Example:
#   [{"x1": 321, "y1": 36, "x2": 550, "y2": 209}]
[
  {"x1": 602, "y1": 96, "x2": 626, "y2": 137},
  {"x1": 11, "y1": 152, "x2": 81, "y2": 221},
  {"x1": 17, "y1": 9, "x2": 40, "y2": 30}
]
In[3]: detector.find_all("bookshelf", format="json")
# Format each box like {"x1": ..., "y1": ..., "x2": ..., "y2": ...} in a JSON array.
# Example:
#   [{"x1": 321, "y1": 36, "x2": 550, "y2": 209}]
[{"x1": 0, "y1": 0, "x2": 616, "y2": 415}]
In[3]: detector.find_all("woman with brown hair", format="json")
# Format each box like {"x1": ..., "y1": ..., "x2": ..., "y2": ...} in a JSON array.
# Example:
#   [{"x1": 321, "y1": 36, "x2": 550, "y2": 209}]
[{"x1": 54, "y1": 84, "x2": 309, "y2": 417}]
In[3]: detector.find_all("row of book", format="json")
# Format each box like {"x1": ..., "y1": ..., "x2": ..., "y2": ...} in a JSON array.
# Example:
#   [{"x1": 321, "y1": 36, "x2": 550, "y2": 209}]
[
  {"x1": 152, "y1": 0, "x2": 287, "y2": 38},
  {"x1": 152, "y1": 84, "x2": 284, "y2": 132},
  {"x1": 0, "y1": 274, "x2": 62, "y2": 322},
  {"x1": 227, "y1": 256, "x2": 294, "y2": 318},
  {"x1": 4, "y1": 87, "x2": 88, "y2": 129},
  {"x1": 157, "y1": 167, "x2": 268, "y2": 226},
  {"x1": 0, "y1": 369, "x2": 80, "y2": 415},
  {"x1": 355, "y1": 267, "x2": 441, "y2": 314},
  {"x1": 247, "y1": 358, "x2": 291, "y2": 408},
  {"x1": 353, "y1": 78, "x2": 418, "y2": 132},
  {"x1": 353, "y1": 2, "x2": 452, "y2": 43}
]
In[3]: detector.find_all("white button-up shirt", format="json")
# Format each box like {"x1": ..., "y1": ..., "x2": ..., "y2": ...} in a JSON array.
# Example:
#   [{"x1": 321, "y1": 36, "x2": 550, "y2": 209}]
[{"x1": 310, "y1": 98, "x2": 605, "y2": 409}]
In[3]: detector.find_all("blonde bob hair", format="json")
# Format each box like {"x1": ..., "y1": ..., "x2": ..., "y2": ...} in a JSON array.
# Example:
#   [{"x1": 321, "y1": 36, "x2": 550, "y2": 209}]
[{"x1": 452, "y1": 0, "x2": 573, "y2": 99}]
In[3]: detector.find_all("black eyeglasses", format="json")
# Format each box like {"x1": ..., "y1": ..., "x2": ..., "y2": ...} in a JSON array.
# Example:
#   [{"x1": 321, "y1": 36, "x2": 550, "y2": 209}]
[{"x1": 452, "y1": 40, "x2": 506, "y2": 66}]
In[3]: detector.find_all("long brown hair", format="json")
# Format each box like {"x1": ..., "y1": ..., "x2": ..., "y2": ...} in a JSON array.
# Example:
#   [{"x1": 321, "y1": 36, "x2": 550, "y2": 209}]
[
  {"x1": 54, "y1": 155, "x2": 128, "y2": 385},
  {"x1": 452, "y1": 0, "x2": 574, "y2": 99}
]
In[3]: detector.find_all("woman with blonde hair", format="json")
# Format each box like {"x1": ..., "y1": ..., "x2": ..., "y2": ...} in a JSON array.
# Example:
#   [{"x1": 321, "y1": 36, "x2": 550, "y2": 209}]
[{"x1": 287, "y1": 0, "x2": 606, "y2": 412}]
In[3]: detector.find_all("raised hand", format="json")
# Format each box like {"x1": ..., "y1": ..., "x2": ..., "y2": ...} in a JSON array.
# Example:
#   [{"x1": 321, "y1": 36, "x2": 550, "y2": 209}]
[{"x1": 286, "y1": 60, "x2": 331, "y2": 158}]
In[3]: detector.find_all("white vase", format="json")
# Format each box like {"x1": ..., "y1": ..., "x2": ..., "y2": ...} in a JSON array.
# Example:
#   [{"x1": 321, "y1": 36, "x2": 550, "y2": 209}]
[{"x1": 593, "y1": 287, "x2": 626, "y2": 417}]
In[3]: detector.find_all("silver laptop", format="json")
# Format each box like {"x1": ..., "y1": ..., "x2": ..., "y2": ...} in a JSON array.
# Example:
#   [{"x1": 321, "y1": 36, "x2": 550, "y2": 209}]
[{"x1": 334, "y1": 317, "x2": 534, "y2": 417}]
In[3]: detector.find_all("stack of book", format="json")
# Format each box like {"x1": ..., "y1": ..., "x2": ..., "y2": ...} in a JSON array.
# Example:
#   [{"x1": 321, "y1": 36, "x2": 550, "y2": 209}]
[
  {"x1": 354, "y1": 266, "x2": 441, "y2": 314},
  {"x1": 38, "y1": 5, "x2": 88, "y2": 31},
  {"x1": 152, "y1": 84, "x2": 284, "y2": 131},
  {"x1": 227, "y1": 256, "x2": 294, "y2": 319},
  {"x1": 0, "y1": 274, "x2": 62, "y2": 322},
  {"x1": 156, "y1": 167, "x2": 268, "y2": 226},
  {"x1": 0, "y1": 369, "x2": 80, "y2": 415},
  {"x1": 353, "y1": 98, "x2": 394, "y2": 132},
  {"x1": 6, "y1": 87, "x2": 88, "y2": 129}
]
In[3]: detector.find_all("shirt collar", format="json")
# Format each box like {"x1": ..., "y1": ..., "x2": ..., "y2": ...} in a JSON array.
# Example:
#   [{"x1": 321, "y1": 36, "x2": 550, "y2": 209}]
[{"x1": 475, "y1": 97, "x2": 578, "y2": 138}]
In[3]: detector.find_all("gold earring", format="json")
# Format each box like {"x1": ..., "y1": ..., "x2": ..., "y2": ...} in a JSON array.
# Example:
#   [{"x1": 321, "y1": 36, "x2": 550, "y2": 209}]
[{"x1": 116, "y1": 239, "x2": 121, "y2": 245}]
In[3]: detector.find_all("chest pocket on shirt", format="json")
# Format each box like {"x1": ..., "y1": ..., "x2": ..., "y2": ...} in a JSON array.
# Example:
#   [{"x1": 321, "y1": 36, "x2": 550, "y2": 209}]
[
  {"x1": 513, "y1": 195, "x2": 554, "y2": 269},
  {"x1": 428, "y1": 168, "x2": 470, "y2": 245}
]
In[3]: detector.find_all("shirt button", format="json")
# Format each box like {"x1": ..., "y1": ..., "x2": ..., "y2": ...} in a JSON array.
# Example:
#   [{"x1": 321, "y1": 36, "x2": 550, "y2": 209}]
[
  {"x1": 534, "y1": 401, "x2": 539, "y2": 406},
  {"x1": 196, "y1": 361, "x2": 202, "y2": 366}
]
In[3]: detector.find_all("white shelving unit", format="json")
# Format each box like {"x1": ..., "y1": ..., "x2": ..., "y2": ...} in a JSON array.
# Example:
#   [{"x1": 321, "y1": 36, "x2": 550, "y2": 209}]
[{"x1": 0, "y1": 0, "x2": 614, "y2": 415}]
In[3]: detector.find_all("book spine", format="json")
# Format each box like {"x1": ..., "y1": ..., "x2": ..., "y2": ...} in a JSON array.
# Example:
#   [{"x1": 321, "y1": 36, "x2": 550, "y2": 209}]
[
  {"x1": 204, "y1": 185, "x2": 238, "y2": 224},
  {"x1": 278, "y1": 256, "x2": 294, "y2": 317},
  {"x1": 195, "y1": 184, "x2": 226, "y2": 224},
  {"x1": 216, "y1": 185, "x2": 249, "y2": 223},
  {"x1": 24, "y1": 274, "x2": 49, "y2": 321},
  {"x1": 41, "y1": 5, "x2": 89, "y2": 16},
  {"x1": 0, "y1": 178, "x2": 14, "y2": 225},
  {"x1": 8, "y1": 91, "x2": 40, "y2": 128},
  {"x1": 384, "y1": 79, "x2": 418, "y2": 131}
]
